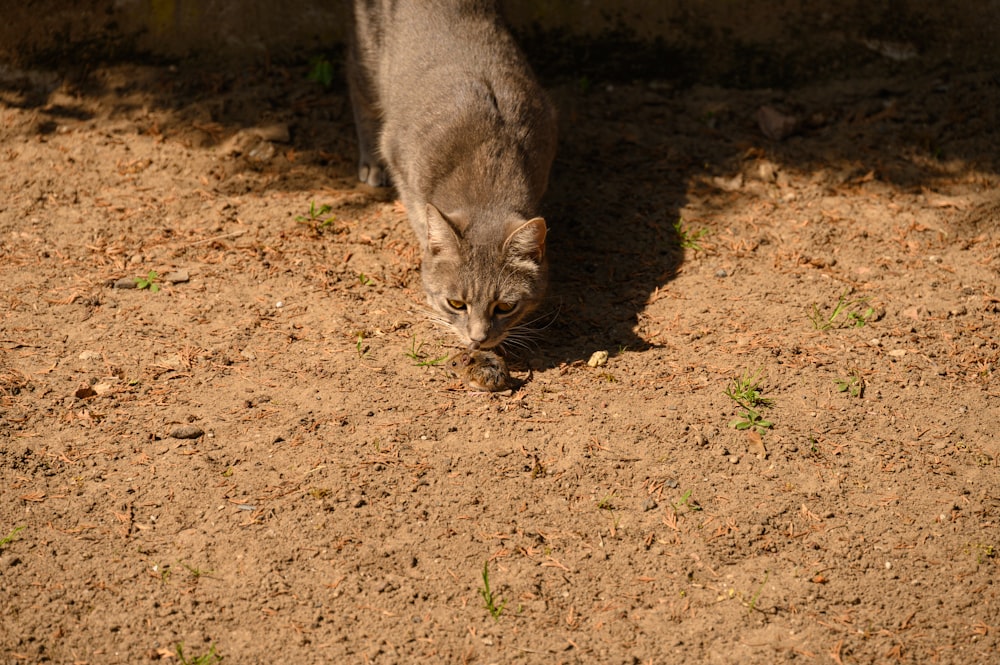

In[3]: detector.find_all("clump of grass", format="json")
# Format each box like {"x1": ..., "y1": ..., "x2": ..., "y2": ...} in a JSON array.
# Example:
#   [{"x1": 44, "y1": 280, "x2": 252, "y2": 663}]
[
  {"x1": 725, "y1": 368, "x2": 772, "y2": 409},
  {"x1": 670, "y1": 488, "x2": 702, "y2": 514},
  {"x1": 0, "y1": 526, "x2": 25, "y2": 551},
  {"x1": 135, "y1": 270, "x2": 160, "y2": 292},
  {"x1": 175, "y1": 642, "x2": 222, "y2": 665},
  {"x1": 673, "y1": 217, "x2": 708, "y2": 251},
  {"x1": 404, "y1": 336, "x2": 448, "y2": 367},
  {"x1": 725, "y1": 368, "x2": 774, "y2": 434},
  {"x1": 355, "y1": 331, "x2": 370, "y2": 359},
  {"x1": 152, "y1": 563, "x2": 171, "y2": 583},
  {"x1": 809, "y1": 289, "x2": 875, "y2": 331},
  {"x1": 834, "y1": 370, "x2": 865, "y2": 398},
  {"x1": 307, "y1": 57, "x2": 335, "y2": 88},
  {"x1": 746, "y1": 571, "x2": 770, "y2": 615},
  {"x1": 180, "y1": 562, "x2": 214, "y2": 580},
  {"x1": 295, "y1": 201, "x2": 338, "y2": 233},
  {"x1": 479, "y1": 561, "x2": 505, "y2": 621}
]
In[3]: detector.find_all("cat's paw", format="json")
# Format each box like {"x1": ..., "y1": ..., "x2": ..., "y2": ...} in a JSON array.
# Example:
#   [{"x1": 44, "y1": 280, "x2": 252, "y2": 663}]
[{"x1": 358, "y1": 162, "x2": 390, "y2": 187}]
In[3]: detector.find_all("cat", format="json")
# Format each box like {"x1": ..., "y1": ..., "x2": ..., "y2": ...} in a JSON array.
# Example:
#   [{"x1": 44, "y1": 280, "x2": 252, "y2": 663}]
[{"x1": 347, "y1": 0, "x2": 557, "y2": 351}]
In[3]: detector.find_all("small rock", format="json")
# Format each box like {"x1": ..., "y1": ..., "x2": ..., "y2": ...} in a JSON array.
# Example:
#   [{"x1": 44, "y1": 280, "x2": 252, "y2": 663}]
[
  {"x1": 862, "y1": 38, "x2": 918, "y2": 62},
  {"x1": 169, "y1": 425, "x2": 205, "y2": 440},
  {"x1": 74, "y1": 385, "x2": 97, "y2": 399},
  {"x1": 729, "y1": 455, "x2": 740, "y2": 464},
  {"x1": 163, "y1": 270, "x2": 189, "y2": 284},
  {"x1": 755, "y1": 160, "x2": 778, "y2": 182},
  {"x1": 713, "y1": 173, "x2": 744, "y2": 192},
  {"x1": 78, "y1": 350, "x2": 101, "y2": 361},
  {"x1": 92, "y1": 381, "x2": 116, "y2": 396},
  {"x1": 113, "y1": 277, "x2": 137, "y2": 289},
  {"x1": 757, "y1": 105, "x2": 798, "y2": 141},
  {"x1": 254, "y1": 123, "x2": 291, "y2": 143},
  {"x1": 641, "y1": 497, "x2": 658, "y2": 512},
  {"x1": 247, "y1": 140, "x2": 276, "y2": 163},
  {"x1": 587, "y1": 350, "x2": 609, "y2": 367},
  {"x1": 351, "y1": 495, "x2": 367, "y2": 509},
  {"x1": 807, "y1": 255, "x2": 836, "y2": 268},
  {"x1": 665, "y1": 478, "x2": 679, "y2": 489},
  {"x1": 888, "y1": 349, "x2": 907, "y2": 357},
  {"x1": 715, "y1": 268, "x2": 728, "y2": 278}
]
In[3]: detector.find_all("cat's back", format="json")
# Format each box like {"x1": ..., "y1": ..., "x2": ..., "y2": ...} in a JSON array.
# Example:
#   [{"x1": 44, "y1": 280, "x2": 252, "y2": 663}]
[
  {"x1": 363, "y1": 0, "x2": 539, "y2": 110},
  {"x1": 357, "y1": 0, "x2": 555, "y2": 206}
]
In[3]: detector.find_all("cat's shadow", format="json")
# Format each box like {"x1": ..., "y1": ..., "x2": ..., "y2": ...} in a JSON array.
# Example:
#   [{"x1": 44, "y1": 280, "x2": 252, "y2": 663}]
[{"x1": 526, "y1": 85, "x2": 685, "y2": 368}]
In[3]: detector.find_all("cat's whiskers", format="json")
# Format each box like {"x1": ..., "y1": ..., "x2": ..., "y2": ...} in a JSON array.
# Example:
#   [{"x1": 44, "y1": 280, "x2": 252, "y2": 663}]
[
  {"x1": 421, "y1": 307, "x2": 458, "y2": 337},
  {"x1": 496, "y1": 305, "x2": 559, "y2": 356}
]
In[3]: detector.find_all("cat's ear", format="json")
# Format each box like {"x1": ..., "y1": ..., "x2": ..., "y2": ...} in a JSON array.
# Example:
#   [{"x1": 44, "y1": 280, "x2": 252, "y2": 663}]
[
  {"x1": 425, "y1": 204, "x2": 463, "y2": 258},
  {"x1": 503, "y1": 217, "x2": 547, "y2": 263}
]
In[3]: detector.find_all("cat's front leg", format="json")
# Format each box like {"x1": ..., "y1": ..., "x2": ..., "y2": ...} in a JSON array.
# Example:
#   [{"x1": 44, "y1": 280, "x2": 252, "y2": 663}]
[{"x1": 346, "y1": 47, "x2": 390, "y2": 187}]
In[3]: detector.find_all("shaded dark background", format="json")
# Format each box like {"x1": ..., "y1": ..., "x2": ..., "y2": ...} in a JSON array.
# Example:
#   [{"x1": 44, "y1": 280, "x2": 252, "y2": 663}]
[{"x1": 3, "y1": 1, "x2": 999, "y2": 84}]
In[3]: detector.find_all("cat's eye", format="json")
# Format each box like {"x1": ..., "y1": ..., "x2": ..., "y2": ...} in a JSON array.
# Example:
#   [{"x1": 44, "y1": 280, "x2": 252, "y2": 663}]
[
  {"x1": 446, "y1": 299, "x2": 467, "y2": 311},
  {"x1": 494, "y1": 301, "x2": 517, "y2": 314}
]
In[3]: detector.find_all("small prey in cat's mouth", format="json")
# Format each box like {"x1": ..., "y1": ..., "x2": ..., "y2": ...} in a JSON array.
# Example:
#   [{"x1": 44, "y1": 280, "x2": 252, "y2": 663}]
[{"x1": 447, "y1": 349, "x2": 525, "y2": 393}]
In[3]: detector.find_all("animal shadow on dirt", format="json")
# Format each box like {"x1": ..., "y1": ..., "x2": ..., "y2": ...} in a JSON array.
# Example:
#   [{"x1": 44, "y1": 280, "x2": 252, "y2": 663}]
[{"x1": 535, "y1": 92, "x2": 686, "y2": 367}]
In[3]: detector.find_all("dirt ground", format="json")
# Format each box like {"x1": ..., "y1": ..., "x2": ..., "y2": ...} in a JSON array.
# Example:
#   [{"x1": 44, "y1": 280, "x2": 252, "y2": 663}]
[{"x1": 1, "y1": 26, "x2": 999, "y2": 665}]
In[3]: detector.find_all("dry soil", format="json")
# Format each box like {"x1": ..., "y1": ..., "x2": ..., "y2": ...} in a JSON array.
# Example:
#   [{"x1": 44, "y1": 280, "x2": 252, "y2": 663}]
[{"x1": 1, "y1": 35, "x2": 999, "y2": 665}]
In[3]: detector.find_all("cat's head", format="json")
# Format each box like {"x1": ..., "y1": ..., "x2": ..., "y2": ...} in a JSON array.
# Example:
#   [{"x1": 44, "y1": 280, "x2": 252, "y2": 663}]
[{"x1": 421, "y1": 204, "x2": 547, "y2": 350}]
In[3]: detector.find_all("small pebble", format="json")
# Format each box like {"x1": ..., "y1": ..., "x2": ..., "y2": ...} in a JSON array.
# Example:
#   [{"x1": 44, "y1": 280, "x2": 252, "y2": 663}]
[
  {"x1": 169, "y1": 425, "x2": 205, "y2": 440},
  {"x1": 254, "y1": 123, "x2": 291, "y2": 143},
  {"x1": 74, "y1": 386, "x2": 97, "y2": 399},
  {"x1": 587, "y1": 350, "x2": 609, "y2": 367},
  {"x1": 113, "y1": 277, "x2": 137, "y2": 289},
  {"x1": 715, "y1": 269, "x2": 728, "y2": 278},
  {"x1": 163, "y1": 270, "x2": 189, "y2": 284},
  {"x1": 641, "y1": 497, "x2": 658, "y2": 512},
  {"x1": 729, "y1": 455, "x2": 740, "y2": 464}
]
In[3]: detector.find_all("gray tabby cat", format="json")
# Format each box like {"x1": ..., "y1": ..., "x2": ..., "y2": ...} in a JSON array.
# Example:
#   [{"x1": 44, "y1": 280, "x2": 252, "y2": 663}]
[{"x1": 347, "y1": 0, "x2": 557, "y2": 350}]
